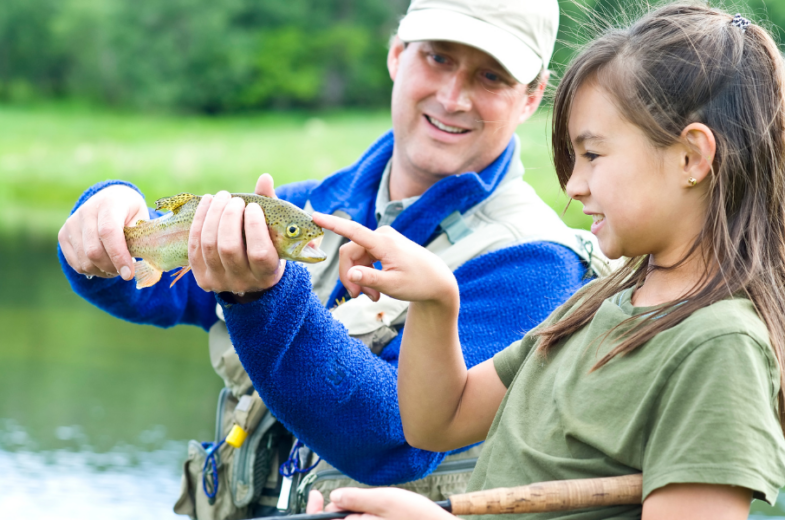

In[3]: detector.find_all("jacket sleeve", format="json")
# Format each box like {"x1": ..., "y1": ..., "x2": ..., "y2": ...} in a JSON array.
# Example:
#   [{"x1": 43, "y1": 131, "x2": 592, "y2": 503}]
[
  {"x1": 220, "y1": 241, "x2": 589, "y2": 485},
  {"x1": 58, "y1": 179, "x2": 320, "y2": 331}
]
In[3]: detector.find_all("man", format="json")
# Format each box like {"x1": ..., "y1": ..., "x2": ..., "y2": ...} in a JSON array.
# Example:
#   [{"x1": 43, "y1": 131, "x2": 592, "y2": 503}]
[{"x1": 58, "y1": 0, "x2": 608, "y2": 516}]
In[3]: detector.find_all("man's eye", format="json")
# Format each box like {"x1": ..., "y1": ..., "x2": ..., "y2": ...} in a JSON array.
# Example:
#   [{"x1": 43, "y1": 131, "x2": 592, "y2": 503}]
[
  {"x1": 430, "y1": 53, "x2": 448, "y2": 65},
  {"x1": 483, "y1": 71, "x2": 501, "y2": 82},
  {"x1": 582, "y1": 152, "x2": 600, "y2": 162}
]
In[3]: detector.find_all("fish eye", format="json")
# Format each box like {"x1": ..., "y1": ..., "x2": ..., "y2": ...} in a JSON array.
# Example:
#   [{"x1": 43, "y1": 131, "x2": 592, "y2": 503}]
[{"x1": 286, "y1": 224, "x2": 301, "y2": 238}]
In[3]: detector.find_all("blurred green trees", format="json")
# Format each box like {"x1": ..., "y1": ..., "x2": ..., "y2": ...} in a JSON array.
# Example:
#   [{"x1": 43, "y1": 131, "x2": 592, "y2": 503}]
[
  {"x1": 0, "y1": 0, "x2": 407, "y2": 111},
  {"x1": 0, "y1": 0, "x2": 781, "y2": 113}
]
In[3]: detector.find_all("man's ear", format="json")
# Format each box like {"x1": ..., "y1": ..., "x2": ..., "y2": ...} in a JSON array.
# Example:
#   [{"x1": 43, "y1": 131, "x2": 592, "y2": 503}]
[
  {"x1": 517, "y1": 71, "x2": 549, "y2": 124},
  {"x1": 388, "y1": 36, "x2": 406, "y2": 82},
  {"x1": 680, "y1": 123, "x2": 717, "y2": 185}
]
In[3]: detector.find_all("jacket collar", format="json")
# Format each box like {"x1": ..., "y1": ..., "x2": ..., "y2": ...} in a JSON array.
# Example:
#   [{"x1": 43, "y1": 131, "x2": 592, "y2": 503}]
[{"x1": 309, "y1": 129, "x2": 518, "y2": 246}]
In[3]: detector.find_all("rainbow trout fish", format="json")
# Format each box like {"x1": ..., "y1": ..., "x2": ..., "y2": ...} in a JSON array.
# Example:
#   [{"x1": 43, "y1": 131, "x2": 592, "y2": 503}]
[{"x1": 123, "y1": 193, "x2": 326, "y2": 289}]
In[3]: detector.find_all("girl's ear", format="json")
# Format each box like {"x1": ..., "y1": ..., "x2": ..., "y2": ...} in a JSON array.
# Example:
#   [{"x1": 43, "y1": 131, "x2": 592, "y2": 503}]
[
  {"x1": 388, "y1": 36, "x2": 406, "y2": 82},
  {"x1": 680, "y1": 123, "x2": 717, "y2": 185}
]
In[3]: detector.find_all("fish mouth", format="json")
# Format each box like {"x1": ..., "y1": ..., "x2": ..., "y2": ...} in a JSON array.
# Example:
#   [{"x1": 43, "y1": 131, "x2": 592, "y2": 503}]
[{"x1": 293, "y1": 234, "x2": 327, "y2": 263}]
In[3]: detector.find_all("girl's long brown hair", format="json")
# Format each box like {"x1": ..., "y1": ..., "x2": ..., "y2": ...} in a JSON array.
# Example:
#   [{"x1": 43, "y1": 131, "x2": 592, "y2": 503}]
[{"x1": 540, "y1": 2, "x2": 785, "y2": 430}]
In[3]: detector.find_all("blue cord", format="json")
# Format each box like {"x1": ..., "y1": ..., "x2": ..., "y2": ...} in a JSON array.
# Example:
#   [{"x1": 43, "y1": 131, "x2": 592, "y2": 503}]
[
  {"x1": 279, "y1": 439, "x2": 321, "y2": 478},
  {"x1": 202, "y1": 439, "x2": 226, "y2": 503}
]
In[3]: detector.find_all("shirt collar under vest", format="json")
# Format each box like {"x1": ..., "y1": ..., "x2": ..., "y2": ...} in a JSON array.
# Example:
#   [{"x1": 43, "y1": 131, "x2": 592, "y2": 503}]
[
  {"x1": 308, "y1": 129, "x2": 518, "y2": 248},
  {"x1": 374, "y1": 159, "x2": 422, "y2": 228}
]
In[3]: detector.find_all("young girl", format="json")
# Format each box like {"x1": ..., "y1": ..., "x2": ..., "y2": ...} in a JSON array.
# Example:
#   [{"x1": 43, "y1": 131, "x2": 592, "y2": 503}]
[{"x1": 309, "y1": 3, "x2": 785, "y2": 519}]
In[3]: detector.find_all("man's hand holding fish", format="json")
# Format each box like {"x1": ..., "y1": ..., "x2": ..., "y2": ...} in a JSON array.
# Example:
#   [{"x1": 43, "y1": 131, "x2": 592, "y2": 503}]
[{"x1": 187, "y1": 174, "x2": 285, "y2": 300}]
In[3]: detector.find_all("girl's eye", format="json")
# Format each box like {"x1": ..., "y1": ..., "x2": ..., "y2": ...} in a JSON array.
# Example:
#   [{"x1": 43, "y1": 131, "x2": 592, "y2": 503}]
[
  {"x1": 582, "y1": 152, "x2": 600, "y2": 162},
  {"x1": 286, "y1": 224, "x2": 301, "y2": 238}
]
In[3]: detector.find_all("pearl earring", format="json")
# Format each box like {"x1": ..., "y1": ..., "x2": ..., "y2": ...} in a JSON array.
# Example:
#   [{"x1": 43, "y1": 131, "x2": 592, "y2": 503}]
[{"x1": 687, "y1": 177, "x2": 697, "y2": 187}]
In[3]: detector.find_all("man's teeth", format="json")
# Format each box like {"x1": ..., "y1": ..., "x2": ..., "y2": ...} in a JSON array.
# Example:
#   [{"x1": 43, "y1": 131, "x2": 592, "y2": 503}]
[
  {"x1": 426, "y1": 116, "x2": 468, "y2": 134},
  {"x1": 592, "y1": 214, "x2": 605, "y2": 224}
]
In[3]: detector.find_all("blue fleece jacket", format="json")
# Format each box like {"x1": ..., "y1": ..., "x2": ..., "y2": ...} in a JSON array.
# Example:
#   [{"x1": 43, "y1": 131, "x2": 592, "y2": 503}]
[{"x1": 58, "y1": 131, "x2": 589, "y2": 485}]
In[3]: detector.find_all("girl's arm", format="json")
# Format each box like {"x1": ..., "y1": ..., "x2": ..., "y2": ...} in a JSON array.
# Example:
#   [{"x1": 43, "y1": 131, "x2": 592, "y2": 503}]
[
  {"x1": 314, "y1": 213, "x2": 508, "y2": 451},
  {"x1": 642, "y1": 484, "x2": 751, "y2": 520}
]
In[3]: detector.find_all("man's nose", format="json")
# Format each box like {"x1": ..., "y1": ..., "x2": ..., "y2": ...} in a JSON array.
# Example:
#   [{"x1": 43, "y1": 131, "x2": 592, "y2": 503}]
[{"x1": 436, "y1": 72, "x2": 472, "y2": 113}]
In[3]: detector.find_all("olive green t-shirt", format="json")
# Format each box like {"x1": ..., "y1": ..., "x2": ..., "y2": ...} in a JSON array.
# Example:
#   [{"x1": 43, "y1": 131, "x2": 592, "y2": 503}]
[{"x1": 466, "y1": 288, "x2": 785, "y2": 519}]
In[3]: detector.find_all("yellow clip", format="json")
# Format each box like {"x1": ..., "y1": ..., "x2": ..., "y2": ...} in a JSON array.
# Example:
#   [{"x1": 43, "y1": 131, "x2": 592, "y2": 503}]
[{"x1": 226, "y1": 424, "x2": 248, "y2": 448}]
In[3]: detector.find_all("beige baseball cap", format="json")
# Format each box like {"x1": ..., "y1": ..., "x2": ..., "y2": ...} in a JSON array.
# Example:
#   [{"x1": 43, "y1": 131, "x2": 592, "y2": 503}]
[{"x1": 397, "y1": 0, "x2": 560, "y2": 84}]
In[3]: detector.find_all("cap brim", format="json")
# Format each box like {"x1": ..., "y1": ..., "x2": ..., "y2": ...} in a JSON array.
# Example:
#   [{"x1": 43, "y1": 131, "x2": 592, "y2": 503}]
[{"x1": 397, "y1": 9, "x2": 542, "y2": 84}]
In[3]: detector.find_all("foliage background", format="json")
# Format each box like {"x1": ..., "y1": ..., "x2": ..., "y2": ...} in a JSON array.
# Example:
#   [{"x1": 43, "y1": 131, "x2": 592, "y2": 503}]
[{"x1": 2, "y1": 0, "x2": 782, "y2": 113}]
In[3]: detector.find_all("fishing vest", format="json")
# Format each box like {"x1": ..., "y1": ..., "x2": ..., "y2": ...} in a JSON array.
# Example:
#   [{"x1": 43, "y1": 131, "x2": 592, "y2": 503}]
[{"x1": 173, "y1": 145, "x2": 615, "y2": 519}]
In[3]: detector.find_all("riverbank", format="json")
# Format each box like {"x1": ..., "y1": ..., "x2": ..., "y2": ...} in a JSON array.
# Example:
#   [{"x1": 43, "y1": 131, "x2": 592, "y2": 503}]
[{"x1": 0, "y1": 103, "x2": 589, "y2": 237}]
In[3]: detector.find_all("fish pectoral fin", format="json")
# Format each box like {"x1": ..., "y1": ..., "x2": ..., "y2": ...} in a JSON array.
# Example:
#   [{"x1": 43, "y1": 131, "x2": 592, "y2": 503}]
[
  {"x1": 155, "y1": 193, "x2": 197, "y2": 214},
  {"x1": 133, "y1": 260, "x2": 163, "y2": 289},
  {"x1": 169, "y1": 266, "x2": 192, "y2": 288}
]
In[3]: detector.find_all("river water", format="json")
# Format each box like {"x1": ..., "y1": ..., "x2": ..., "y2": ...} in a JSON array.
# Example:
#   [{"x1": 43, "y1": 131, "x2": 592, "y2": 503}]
[
  {"x1": 1, "y1": 234, "x2": 784, "y2": 519},
  {"x1": 0, "y1": 235, "x2": 222, "y2": 518}
]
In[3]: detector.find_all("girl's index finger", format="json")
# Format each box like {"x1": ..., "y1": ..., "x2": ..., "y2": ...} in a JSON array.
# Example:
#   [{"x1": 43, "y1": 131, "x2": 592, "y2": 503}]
[{"x1": 312, "y1": 213, "x2": 382, "y2": 252}]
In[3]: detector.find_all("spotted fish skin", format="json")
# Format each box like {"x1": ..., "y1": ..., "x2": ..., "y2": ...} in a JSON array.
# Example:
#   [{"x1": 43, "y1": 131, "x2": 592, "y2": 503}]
[{"x1": 123, "y1": 193, "x2": 325, "y2": 289}]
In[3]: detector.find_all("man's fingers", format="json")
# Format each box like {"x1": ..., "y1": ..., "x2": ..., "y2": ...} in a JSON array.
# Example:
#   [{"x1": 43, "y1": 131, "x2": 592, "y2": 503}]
[
  {"x1": 81, "y1": 213, "x2": 117, "y2": 276},
  {"x1": 188, "y1": 194, "x2": 212, "y2": 277},
  {"x1": 58, "y1": 225, "x2": 82, "y2": 274},
  {"x1": 312, "y1": 213, "x2": 383, "y2": 253},
  {"x1": 65, "y1": 221, "x2": 97, "y2": 276},
  {"x1": 244, "y1": 203, "x2": 280, "y2": 280},
  {"x1": 201, "y1": 191, "x2": 231, "y2": 272},
  {"x1": 217, "y1": 197, "x2": 250, "y2": 276},
  {"x1": 97, "y1": 204, "x2": 135, "y2": 279},
  {"x1": 254, "y1": 173, "x2": 277, "y2": 198}
]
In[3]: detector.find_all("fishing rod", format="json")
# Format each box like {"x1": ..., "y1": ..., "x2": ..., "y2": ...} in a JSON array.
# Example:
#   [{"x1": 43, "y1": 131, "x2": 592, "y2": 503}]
[{"x1": 251, "y1": 473, "x2": 643, "y2": 520}]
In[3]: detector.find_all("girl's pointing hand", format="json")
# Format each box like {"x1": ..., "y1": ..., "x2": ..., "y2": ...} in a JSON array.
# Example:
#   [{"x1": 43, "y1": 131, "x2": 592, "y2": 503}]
[{"x1": 312, "y1": 213, "x2": 459, "y2": 308}]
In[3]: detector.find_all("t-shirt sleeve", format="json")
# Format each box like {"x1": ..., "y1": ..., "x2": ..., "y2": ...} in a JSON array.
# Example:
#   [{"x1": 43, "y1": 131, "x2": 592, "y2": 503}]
[
  {"x1": 493, "y1": 283, "x2": 598, "y2": 388},
  {"x1": 493, "y1": 307, "x2": 565, "y2": 388},
  {"x1": 643, "y1": 332, "x2": 785, "y2": 505},
  {"x1": 493, "y1": 334, "x2": 538, "y2": 388}
]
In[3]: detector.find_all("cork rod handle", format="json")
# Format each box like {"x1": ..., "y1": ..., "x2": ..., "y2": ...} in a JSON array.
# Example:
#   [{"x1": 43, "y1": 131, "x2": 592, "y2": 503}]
[{"x1": 449, "y1": 473, "x2": 643, "y2": 515}]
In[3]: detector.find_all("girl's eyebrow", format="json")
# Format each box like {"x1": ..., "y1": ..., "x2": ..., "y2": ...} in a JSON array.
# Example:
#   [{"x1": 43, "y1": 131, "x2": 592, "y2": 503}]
[{"x1": 574, "y1": 131, "x2": 606, "y2": 145}]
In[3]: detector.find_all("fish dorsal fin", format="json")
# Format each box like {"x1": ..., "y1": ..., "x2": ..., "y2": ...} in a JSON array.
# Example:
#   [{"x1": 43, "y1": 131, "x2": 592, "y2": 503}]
[{"x1": 155, "y1": 193, "x2": 196, "y2": 214}]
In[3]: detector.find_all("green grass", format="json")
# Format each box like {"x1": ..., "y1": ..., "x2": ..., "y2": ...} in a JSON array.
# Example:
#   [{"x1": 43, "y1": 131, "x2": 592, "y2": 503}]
[{"x1": 0, "y1": 103, "x2": 590, "y2": 237}]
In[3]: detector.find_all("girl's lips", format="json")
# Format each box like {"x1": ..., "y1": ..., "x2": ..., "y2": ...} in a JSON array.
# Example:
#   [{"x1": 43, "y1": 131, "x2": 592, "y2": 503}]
[{"x1": 590, "y1": 214, "x2": 605, "y2": 235}]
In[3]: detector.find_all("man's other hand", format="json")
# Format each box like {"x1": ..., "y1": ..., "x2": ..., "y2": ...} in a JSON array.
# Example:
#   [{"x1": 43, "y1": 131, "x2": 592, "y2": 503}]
[{"x1": 58, "y1": 185, "x2": 148, "y2": 281}]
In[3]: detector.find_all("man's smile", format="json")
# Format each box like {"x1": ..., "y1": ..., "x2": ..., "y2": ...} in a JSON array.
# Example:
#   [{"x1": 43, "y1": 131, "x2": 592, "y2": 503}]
[{"x1": 424, "y1": 114, "x2": 471, "y2": 134}]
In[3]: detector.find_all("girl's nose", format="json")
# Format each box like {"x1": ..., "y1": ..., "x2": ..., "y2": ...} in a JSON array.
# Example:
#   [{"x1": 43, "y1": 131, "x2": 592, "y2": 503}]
[
  {"x1": 436, "y1": 72, "x2": 472, "y2": 113},
  {"x1": 565, "y1": 168, "x2": 589, "y2": 201}
]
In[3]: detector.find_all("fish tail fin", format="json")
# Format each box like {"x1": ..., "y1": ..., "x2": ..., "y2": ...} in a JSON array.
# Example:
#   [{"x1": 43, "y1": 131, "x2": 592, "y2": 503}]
[
  {"x1": 133, "y1": 260, "x2": 163, "y2": 289},
  {"x1": 155, "y1": 193, "x2": 197, "y2": 214},
  {"x1": 169, "y1": 266, "x2": 192, "y2": 288}
]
